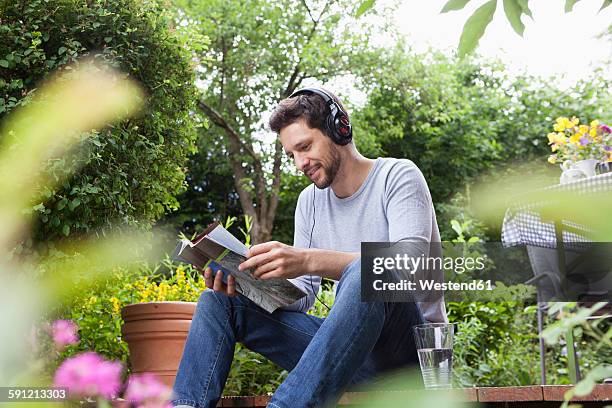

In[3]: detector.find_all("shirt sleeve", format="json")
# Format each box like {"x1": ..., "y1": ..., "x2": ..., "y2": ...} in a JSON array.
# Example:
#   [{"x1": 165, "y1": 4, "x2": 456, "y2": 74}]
[
  {"x1": 280, "y1": 186, "x2": 322, "y2": 312},
  {"x1": 384, "y1": 160, "x2": 448, "y2": 323},
  {"x1": 384, "y1": 160, "x2": 433, "y2": 254}
]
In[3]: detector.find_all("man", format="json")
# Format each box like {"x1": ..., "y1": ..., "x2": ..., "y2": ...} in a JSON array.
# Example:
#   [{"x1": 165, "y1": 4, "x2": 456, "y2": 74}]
[{"x1": 171, "y1": 87, "x2": 447, "y2": 408}]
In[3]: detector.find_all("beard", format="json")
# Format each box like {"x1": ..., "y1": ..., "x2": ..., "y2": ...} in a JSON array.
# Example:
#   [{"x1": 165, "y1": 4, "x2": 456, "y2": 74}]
[{"x1": 311, "y1": 142, "x2": 341, "y2": 189}]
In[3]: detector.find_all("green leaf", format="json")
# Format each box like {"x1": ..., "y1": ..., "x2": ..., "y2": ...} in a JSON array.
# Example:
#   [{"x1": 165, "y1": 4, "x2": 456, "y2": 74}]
[
  {"x1": 62, "y1": 224, "x2": 70, "y2": 236},
  {"x1": 58, "y1": 46, "x2": 67, "y2": 55},
  {"x1": 68, "y1": 198, "x2": 81, "y2": 211},
  {"x1": 57, "y1": 197, "x2": 68, "y2": 210},
  {"x1": 32, "y1": 203, "x2": 45, "y2": 212},
  {"x1": 600, "y1": 0, "x2": 612, "y2": 11},
  {"x1": 441, "y1": 0, "x2": 472, "y2": 13},
  {"x1": 0, "y1": 60, "x2": 8, "y2": 68},
  {"x1": 573, "y1": 377, "x2": 595, "y2": 396},
  {"x1": 565, "y1": 0, "x2": 581, "y2": 12},
  {"x1": 355, "y1": 0, "x2": 375, "y2": 17},
  {"x1": 458, "y1": 0, "x2": 497, "y2": 57},
  {"x1": 503, "y1": 0, "x2": 525, "y2": 36},
  {"x1": 517, "y1": 0, "x2": 533, "y2": 18},
  {"x1": 451, "y1": 219, "x2": 462, "y2": 235}
]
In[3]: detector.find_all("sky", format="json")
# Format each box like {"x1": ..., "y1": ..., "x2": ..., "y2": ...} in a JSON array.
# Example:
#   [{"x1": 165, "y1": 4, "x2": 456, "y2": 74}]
[{"x1": 390, "y1": 0, "x2": 612, "y2": 84}]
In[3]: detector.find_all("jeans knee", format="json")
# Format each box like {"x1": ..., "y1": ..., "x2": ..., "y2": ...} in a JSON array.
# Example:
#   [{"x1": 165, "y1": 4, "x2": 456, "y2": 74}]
[
  {"x1": 338, "y1": 258, "x2": 361, "y2": 290},
  {"x1": 195, "y1": 289, "x2": 231, "y2": 318}
]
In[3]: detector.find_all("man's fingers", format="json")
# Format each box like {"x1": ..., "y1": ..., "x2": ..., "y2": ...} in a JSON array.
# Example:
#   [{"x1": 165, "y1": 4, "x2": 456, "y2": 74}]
[
  {"x1": 227, "y1": 275, "x2": 236, "y2": 297},
  {"x1": 252, "y1": 259, "x2": 281, "y2": 278},
  {"x1": 258, "y1": 269, "x2": 281, "y2": 280},
  {"x1": 239, "y1": 250, "x2": 277, "y2": 271},
  {"x1": 246, "y1": 241, "x2": 280, "y2": 257},
  {"x1": 213, "y1": 270, "x2": 226, "y2": 292},
  {"x1": 203, "y1": 267, "x2": 213, "y2": 288}
]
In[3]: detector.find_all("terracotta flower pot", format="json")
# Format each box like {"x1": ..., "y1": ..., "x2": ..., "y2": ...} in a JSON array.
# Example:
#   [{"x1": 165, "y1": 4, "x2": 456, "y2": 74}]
[{"x1": 121, "y1": 301, "x2": 196, "y2": 387}]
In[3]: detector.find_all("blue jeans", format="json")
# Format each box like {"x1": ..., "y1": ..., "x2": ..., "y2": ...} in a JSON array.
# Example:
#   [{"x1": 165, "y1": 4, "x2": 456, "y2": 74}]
[{"x1": 171, "y1": 258, "x2": 424, "y2": 408}]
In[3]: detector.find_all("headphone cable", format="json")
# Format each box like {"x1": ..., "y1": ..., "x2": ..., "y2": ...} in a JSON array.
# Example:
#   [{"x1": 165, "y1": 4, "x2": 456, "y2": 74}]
[{"x1": 308, "y1": 186, "x2": 331, "y2": 312}]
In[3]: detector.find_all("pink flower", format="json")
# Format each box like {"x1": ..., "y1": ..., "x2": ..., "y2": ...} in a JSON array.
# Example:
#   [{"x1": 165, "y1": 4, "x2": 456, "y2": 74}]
[
  {"x1": 53, "y1": 352, "x2": 123, "y2": 399},
  {"x1": 599, "y1": 124, "x2": 611, "y2": 133},
  {"x1": 125, "y1": 373, "x2": 173, "y2": 408},
  {"x1": 51, "y1": 320, "x2": 79, "y2": 349}
]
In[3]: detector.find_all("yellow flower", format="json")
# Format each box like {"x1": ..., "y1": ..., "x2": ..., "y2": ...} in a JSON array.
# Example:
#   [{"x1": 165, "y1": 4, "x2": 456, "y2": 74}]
[
  {"x1": 548, "y1": 132, "x2": 566, "y2": 147},
  {"x1": 176, "y1": 268, "x2": 186, "y2": 284},
  {"x1": 589, "y1": 127, "x2": 597, "y2": 138},
  {"x1": 110, "y1": 297, "x2": 121, "y2": 314},
  {"x1": 570, "y1": 117, "x2": 579, "y2": 127},
  {"x1": 548, "y1": 155, "x2": 557, "y2": 164},
  {"x1": 554, "y1": 117, "x2": 567, "y2": 132},
  {"x1": 569, "y1": 133, "x2": 581, "y2": 145},
  {"x1": 590, "y1": 120, "x2": 599, "y2": 128},
  {"x1": 578, "y1": 125, "x2": 589, "y2": 135}
]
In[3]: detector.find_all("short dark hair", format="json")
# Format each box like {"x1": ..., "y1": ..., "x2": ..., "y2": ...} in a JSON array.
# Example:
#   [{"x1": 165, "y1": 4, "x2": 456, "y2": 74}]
[{"x1": 268, "y1": 88, "x2": 349, "y2": 138}]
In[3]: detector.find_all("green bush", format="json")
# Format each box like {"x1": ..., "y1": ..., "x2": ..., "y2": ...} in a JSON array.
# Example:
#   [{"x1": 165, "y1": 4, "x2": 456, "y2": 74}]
[
  {"x1": 0, "y1": 0, "x2": 203, "y2": 254},
  {"x1": 449, "y1": 300, "x2": 541, "y2": 386},
  {"x1": 448, "y1": 299, "x2": 609, "y2": 386}
]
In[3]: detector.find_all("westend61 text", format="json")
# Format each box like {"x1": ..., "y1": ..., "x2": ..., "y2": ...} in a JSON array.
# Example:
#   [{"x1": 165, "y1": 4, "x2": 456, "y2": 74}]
[{"x1": 372, "y1": 279, "x2": 494, "y2": 291}]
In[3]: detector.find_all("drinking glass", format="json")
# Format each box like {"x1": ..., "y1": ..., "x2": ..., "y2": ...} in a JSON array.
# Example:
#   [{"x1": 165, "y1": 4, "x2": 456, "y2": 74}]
[{"x1": 413, "y1": 323, "x2": 454, "y2": 389}]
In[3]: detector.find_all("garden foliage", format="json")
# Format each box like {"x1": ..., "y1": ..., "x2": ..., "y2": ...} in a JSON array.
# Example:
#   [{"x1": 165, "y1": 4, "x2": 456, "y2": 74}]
[
  {"x1": 0, "y1": 0, "x2": 203, "y2": 255},
  {"x1": 353, "y1": 46, "x2": 612, "y2": 205}
]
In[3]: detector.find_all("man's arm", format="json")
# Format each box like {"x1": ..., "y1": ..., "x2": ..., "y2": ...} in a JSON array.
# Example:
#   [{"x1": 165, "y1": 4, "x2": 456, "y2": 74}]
[
  {"x1": 303, "y1": 248, "x2": 359, "y2": 280},
  {"x1": 239, "y1": 243, "x2": 357, "y2": 281}
]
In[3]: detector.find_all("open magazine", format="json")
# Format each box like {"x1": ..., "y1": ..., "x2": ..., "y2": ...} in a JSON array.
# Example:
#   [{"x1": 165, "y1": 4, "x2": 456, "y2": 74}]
[{"x1": 172, "y1": 222, "x2": 307, "y2": 313}]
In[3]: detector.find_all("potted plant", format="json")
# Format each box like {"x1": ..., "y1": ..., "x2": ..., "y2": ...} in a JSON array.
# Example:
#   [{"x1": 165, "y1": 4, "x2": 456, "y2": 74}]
[
  {"x1": 121, "y1": 217, "x2": 250, "y2": 387},
  {"x1": 547, "y1": 117, "x2": 612, "y2": 182},
  {"x1": 121, "y1": 264, "x2": 205, "y2": 387}
]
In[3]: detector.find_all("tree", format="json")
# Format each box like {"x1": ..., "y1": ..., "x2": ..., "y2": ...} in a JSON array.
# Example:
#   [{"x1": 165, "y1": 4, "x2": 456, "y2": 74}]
[
  {"x1": 0, "y1": 0, "x2": 204, "y2": 253},
  {"x1": 353, "y1": 45, "x2": 612, "y2": 206},
  {"x1": 175, "y1": 0, "x2": 384, "y2": 243}
]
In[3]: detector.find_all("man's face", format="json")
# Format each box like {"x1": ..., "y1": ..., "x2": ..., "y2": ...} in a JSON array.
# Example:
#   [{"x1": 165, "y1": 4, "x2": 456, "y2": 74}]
[{"x1": 279, "y1": 119, "x2": 341, "y2": 189}]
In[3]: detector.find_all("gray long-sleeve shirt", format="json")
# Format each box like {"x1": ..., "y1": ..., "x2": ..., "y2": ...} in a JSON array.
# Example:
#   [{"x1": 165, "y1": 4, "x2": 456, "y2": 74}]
[{"x1": 284, "y1": 157, "x2": 447, "y2": 323}]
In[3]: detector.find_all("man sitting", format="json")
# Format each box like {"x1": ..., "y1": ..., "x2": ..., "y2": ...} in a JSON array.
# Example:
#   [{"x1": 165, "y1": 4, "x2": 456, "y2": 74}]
[{"x1": 171, "y1": 87, "x2": 447, "y2": 408}]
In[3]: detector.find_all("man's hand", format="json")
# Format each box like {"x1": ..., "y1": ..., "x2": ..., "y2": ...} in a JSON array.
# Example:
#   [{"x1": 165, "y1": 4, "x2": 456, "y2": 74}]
[
  {"x1": 203, "y1": 266, "x2": 236, "y2": 296},
  {"x1": 238, "y1": 241, "x2": 308, "y2": 280}
]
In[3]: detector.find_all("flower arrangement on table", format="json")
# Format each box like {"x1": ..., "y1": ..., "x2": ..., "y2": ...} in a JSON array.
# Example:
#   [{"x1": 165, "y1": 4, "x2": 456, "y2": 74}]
[{"x1": 547, "y1": 117, "x2": 612, "y2": 164}]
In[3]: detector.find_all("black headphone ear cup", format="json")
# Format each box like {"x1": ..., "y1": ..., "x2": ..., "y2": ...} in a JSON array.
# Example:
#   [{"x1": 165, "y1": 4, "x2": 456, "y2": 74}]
[
  {"x1": 325, "y1": 114, "x2": 339, "y2": 144},
  {"x1": 332, "y1": 114, "x2": 352, "y2": 145}
]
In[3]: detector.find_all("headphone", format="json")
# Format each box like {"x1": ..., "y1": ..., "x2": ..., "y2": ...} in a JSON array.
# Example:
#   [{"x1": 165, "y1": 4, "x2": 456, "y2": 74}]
[{"x1": 288, "y1": 87, "x2": 353, "y2": 146}]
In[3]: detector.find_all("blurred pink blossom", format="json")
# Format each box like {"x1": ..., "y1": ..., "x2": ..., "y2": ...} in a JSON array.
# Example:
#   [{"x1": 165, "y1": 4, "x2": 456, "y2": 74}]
[
  {"x1": 125, "y1": 373, "x2": 173, "y2": 408},
  {"x1": 53, "y1": 352, "x2": 123, "y2": 399},
  {"x1": 51, "y1": 320, "x2": 79, "y2": 349},
  {"x1": 600, "y1": 124, "x2": 612, "y2": 134}
]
